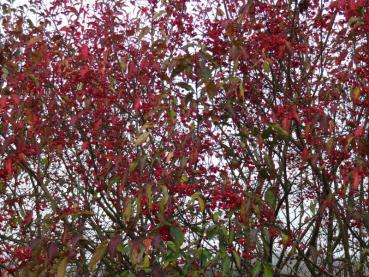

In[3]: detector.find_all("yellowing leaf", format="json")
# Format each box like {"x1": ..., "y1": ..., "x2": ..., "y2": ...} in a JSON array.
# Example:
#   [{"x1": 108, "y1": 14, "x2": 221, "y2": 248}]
[
  {"x1": 161, "y1": 185, "x2": 169, "y2": 206},
  {"x1": 143, "y1": 255, "x2": 150, "y2": 268},
  {"x1": 153, "y1": 10, "x2": 166, "y2": 20},
  {"x1": 133, "y1": 132, "x2": 150, "y2": 146},
  {"x1": 346, "y1": 135, "x2": 354, "y2": 147},
  {"x1": 239, "y1": 82, "x2": 244, "y2": 100},
  {"x1": 281, "y1": 233, "x2": 289, "y2": 245},
  {"x1": 129, "y1": 159, "x2": 139, "y2": 172},
  {"x1": 119, "y1": 58, "x2": 127, "y2": 72},
  {"x1": 137, "y1": 26, "x2": 149, "y2": 42},
  {"x1": 88, "y1": 241, "x2": 108, "y2": 271},
  {"x1": 136, "y1": 193, "x2": 142, "y2": 216},
  {"x1": 123, "y1": 198, "x2": 133, "y2": 223},
  {"x1": 143, "y1": 238, "x2": 152, "y2": 254},
  {"x1": 263, "y1": 263, "x2": 274, "y2": 277},
  {"x1": 57, "y1": 257, "x2": 68, "y2": 277},
  {"x1": 351, "y1": 87, "x2": 361, "y2": 102},
  {"x1": 263, "y1": 61, "x2": 271, "y2": 72},
  {"x1": 77, "y1": 210, "x2": 94, "y2": 217},
  {"x1": 180, "y1": 175, "x2": 188, "y2": 183},
  {"x1": 27, "y1": 36, "x2": 42, "y2": 46},
  {"x1": 240, "y1": 198, "x2": 250, "y2": 224},
  {"x1": 191, "y1": 192, "x2": 205, "y2": 212},
  {"x1": 165, "y1": 151, "x2": 174, "y2": 162},
  {"x1": 140, "y1": 122, "x2": 153, "y2": 131},
  {"x1": 146, "y1": 184, "x2": 153, "y2": 210}
]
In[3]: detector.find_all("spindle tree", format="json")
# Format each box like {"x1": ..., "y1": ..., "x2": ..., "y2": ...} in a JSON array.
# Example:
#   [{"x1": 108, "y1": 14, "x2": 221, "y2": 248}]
[{"x1": 0, "y1": 0, "x2": 368, "y2": 276}]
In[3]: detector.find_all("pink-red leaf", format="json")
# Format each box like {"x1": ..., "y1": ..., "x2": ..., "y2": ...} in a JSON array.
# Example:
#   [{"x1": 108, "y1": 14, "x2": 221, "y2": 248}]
[
  {"x1": 108, "y1": 236, "x2": 121, "y2": 258},
  {"x1": 47, "y1": 241, "x2": 59, "y2": 263}
]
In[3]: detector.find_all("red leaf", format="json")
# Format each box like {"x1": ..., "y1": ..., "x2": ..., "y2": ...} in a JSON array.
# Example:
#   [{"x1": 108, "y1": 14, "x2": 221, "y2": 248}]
[
  {"x1": 127, "y1": 61, "x2": 138, "y2": 78},
  {"x1": 22, "y1": 211, "x2": 33, "y2": 226},
  {"x1": 301, "y1": 148, "x2": 309, "y2": 161},
  {"x1": 79, "y1": 44, "x2": 89, "y2": 61},
  {"x1": 354, "y1": 126, "x2": 364, "y2": 138},
  {"x1": 0, "y1": 97, "x2": 6, "y2": 110},
  {"x1": 4, "y1": 159, "x2": 13, "y2": 176},
  {"x1": 152, "y1": 264, "x2": 166, "y2": 277},
  {"x1": 152, "y1": 235, "x2": 163, "y2": 251},
  {"x1": 320, "y1": 113, "x2": 329, "y2": 133},
  {"x1": 134, "y1": 96, "x2": 141, "y2": 111},
  {"x1": 82, "y1": 141, "x2": 89, "y2": 150},
  {"x1": 12, "y1": 94, "x2": 20, "y2": 104},
  {"x1": 352, "y1": 168, "x2": 361, "y2": 190},
  {"x1": 281, "y1": 117, "x2": 290, "y2": 132},
  {"x1": 79, "y1": 65, "x2": 90, "y2": 77}
]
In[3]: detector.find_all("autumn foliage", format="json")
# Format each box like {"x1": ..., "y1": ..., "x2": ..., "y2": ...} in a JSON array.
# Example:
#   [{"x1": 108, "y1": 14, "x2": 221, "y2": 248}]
[{"x1": 1, "y1": 0, "x2": 369, "y2": 276}]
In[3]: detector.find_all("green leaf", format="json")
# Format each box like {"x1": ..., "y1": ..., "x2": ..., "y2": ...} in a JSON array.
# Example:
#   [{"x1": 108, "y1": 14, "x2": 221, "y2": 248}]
[
  {"x1": 172, "y1": 63, "x2": 191, "y2": 78},
  {"x1": 198, "y1": 248, "x2": 210, "y2": 266},
  {"x1": 213, "y1": 211, "x2": 221, "y2": 222},
  {"x1": 206, "y1": 225, "x2": 218, "y2": 240},
  {"x1": 153, "y1": 10, "x2": 166, "y2": 20},
  {"x1": 252, "y1": 261, "x2": 261, "y2": 277},
  {"x1": 198, "y1": 65, "x2": 211, "y2": 80},
  {"x1": 263, "y1": 263, "x2": 274, "y2": 277},
  {"x1": 120, "y1": 271, "x2": 135, "y2": 277},
  {"x1": 29, "y1": 74, "x2": 39, "y2": 86},
  {"x1": 1, "y1": 66, "x2": 9, "y2": 80},
  {"x1": 262, "y1": 127, "x2": 272, "y2": 139},
  {"x1": 170, "y1": 226, "x2": 184, "y2": 248},
  {"x1": 232, "y1": 250, "x2": 241, "y2": 269},
  {"x1": 176, "y1": 82, "x2": 194, "y2": 91},
  {"x1": 222, "y1": 254, "x2": 231, "y2": 275},
  {"x1": 139, "y1": 154, "x2": 148, "y2": 172},
  {"x1": 166, "y1": 241, "x2": 177, "y2": 253},
  {"x1": 270, "y1": 123, "x2": 289, "y2": 139},
  {"x1": 259, "y1": 168, "x2": 270, "y2": 179},
  {"x1": 41, "y1": 157, "x2": 49, "y2": 167},
  {"x1": 108, "y1": 176, "x2": 119, "y2": 188},
  {"x1": 116, "y1": 243, "x2": 125, "y2": 254},
  {"x1": 265, "y1": 188, "x2": 276, "y2": 209},
  {"x1": 160, "y1": 185, "x2": 169, "y2": 206}
]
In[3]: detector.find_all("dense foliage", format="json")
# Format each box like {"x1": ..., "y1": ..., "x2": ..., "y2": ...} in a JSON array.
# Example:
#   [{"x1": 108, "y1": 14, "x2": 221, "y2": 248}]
[{"x1": 1, "y1": 0, "x2": 369, "y2": 276}]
